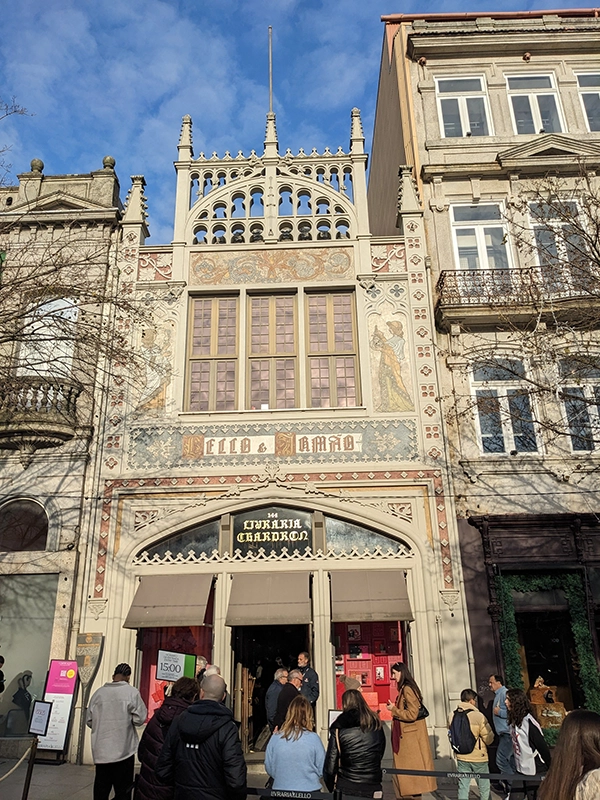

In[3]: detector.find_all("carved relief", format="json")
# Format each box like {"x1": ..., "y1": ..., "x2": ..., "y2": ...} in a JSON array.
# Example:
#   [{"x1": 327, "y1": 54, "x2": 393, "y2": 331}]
[
  {"x1": 138, "y1": 252, "x2": 173, "y2": 281},
  {"x1": 371, "y1": 243, "x2": 407, "y2": 273}
]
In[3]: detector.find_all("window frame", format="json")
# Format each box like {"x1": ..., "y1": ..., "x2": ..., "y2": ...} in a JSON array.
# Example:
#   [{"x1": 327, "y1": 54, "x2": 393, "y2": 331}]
[
  {"x1": 434, "y1": 75, "x2": 493, "y2": 139},
  {"x1": 505, "y1": 73, "x2": 565, "y2": 135},
  {"x1": 576, "y1": 73, "x2": 600, "y2": 132},
  {"x1": 558, "y1": 358, "x2": 600, "y2": 452},
  {"x1": 186, "y1": 294, "x2": 239, "y2": 412},
  {"x1": 451, "y1": 203, "x2": 512, "y2": 272},
  {"x1": 16, "y1": 296, "x2": 79, "y2": 379},
  {"x1": 471, "y1": 358, "x2": 539, "y2": 455}
]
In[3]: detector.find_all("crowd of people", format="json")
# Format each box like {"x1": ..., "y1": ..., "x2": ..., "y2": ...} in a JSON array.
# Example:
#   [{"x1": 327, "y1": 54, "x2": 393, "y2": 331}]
[{"x1": 84, "y1": 658, "x2": 600, "y2": 800}]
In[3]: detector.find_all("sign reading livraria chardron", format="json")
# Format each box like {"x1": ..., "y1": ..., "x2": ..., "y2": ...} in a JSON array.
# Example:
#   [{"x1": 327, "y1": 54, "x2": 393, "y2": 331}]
[{"x1": 232, "y1": 507, "x2": 313, "y2": 556}]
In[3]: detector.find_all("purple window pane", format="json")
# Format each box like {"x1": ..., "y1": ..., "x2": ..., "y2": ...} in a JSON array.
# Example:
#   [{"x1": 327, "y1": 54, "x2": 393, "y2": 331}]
[
  {"x1": 308, "y1": 296, "x2": 329, "y2": 352},
  {"x1": 275, "y1": 358, "x2": 296, "y2": 408},
  {"x1": 189, "y1": 361, "x2": 210, "y2": 411},
  {"x1": 333, "y1": 294, "x2": 354, "y2": 351},
  {"x1": 251, "y1": 297, "x2": 270, "y2": 354},
  {"x1": 216, "y1": 360, "x2": 236, "y2": 410},
  {"x1": 275, "y1": 296, "x2": 295, "y2": 353},
  {"x1": 310, "y1": 357, "x2": 331, "y2": 407},
  {"x1": 192, "y1": 299, "x2": 212, "y2": 355},
  {"x1": 250, "y1": 359, "x2": 270, "y2": 408},
  {"x1": 336, "y1": 357, "x2": 357, "y2": 407},
  {"x1": 217, "y1": 299, "x2": 238, "y2": 355}
]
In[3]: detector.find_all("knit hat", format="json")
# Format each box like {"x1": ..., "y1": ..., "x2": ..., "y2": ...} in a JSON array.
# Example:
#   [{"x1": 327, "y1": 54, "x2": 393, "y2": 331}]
[{"x1": 113, "y1": 663, "x2": 132, "y2": 678}]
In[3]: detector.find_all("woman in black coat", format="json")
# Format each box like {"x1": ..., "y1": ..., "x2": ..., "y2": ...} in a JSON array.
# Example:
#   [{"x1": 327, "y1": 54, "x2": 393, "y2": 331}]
[
  {"x1": 324, "y1": 690, "x2": 387, "y2": 798},
  {"x1": 136, "y1": 677, "x2": 199, "y2": 800}
]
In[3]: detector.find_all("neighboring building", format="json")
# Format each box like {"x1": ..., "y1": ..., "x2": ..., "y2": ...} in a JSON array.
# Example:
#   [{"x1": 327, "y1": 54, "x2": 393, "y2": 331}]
[
  {"x1": 0, "y1": 158, "x2": 122, "y2": 736},
  {"x1": 73, "y1": 108, "x2": 472, "y2": 760},
  {"x1": 369, "y1": 8, "x2": 600, "y2": 710}
]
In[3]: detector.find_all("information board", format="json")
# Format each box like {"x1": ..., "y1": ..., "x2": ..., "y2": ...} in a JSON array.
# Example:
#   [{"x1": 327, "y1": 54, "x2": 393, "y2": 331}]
[
  {"x1": 29, "y1": 700, "x2": 53, "y2": 737},
  {"x1": 156, "y1": 651, "x2": 197, "y2": 682},
  {"x1": 38, "y1": 660, "x2": 78, "y2": 752}
]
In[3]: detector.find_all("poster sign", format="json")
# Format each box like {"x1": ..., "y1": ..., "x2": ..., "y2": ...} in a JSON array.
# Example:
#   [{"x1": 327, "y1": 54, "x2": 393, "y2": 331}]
[
  {"x1": 29, "y1": 700, "x2": 53, "y2": 737},
  {"x1": 232, "y1": 506, "x2": 313, "y2": 556},
  {"x1": 76, "y1": 632, "x2": 103, "y2": 687},
  {"x1": 38, "y1": 660, "x2": 78, "y2": 752},
  {"x1": 156, "y1": 651, "x2": 197, "y2": 682}
]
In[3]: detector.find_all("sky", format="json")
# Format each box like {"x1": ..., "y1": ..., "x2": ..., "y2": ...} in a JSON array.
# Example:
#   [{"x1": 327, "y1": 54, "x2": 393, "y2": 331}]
[{"x1": 1, "y1": 0, "x2": 588, "y2": 243}]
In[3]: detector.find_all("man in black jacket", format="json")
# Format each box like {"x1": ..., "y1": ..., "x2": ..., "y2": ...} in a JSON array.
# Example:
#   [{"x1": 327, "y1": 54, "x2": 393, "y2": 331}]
[
  {"x1": 155, "y1": 674, "x2": 247, "y2": 800},
  {"x1": 272, "y1": 669, "x2": 302, "y2": 730},
  {"x1": 297, "y1": 652, "x2": 319, "y2": 706}
]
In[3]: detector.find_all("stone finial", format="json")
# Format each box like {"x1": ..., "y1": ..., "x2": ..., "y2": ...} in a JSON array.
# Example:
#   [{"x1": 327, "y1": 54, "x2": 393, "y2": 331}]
[
  {"x1": 397, "y1": 165, "x2": 421, "y2": 214},
  {"x1": 350, "y1": 108, "x2": 364, "y2": 154},
  {"x1": 30, "y1": 158, "x2": 44, "y2": 173},
  {"x1": 264, "y1": 111, "x2": 279, "y2": 157},
  {"x1": 103, "y1": 155, "x2": 116, "y2": 171},
  {"x1": 178, "y1": 115, "x2": 194, "y2": 159},
  {"x1": 123, "y1": 175, "x2": 149, "y2": 224}
]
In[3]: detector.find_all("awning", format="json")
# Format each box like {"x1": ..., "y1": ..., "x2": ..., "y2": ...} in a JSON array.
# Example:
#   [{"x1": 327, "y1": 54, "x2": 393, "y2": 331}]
[
  {"x1": 330, "y1": 570, "x2": 413, "y2": 622},
  {"x1": 226, "y1": 572, "x2": 311, "y2": 626},
  {"x1": 123, "y1": 574, "x2": 213, "y2": 628}
]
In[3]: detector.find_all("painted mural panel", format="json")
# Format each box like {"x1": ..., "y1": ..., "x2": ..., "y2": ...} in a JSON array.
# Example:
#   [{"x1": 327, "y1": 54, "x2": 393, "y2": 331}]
[
  {"x1": 369, "y1": 312, "x2": 414, "y2": 413},
  {"x1": 189, "y1": 247, "x2": 353, "y2": 285}
]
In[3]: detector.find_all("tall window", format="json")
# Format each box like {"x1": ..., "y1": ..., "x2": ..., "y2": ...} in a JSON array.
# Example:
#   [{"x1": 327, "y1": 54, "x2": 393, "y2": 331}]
[
  {"x1": 452, "y1": 205, "x2": 510, "y2": 271},
  {"x1": 435, "y1": 77, "x2": 491, "y2": 138},
  {"x1": 248, "y1": 294, "x2": 296, "y2": 409},
  {"x1": 0, "y1": 499, "x2": 48, "y2": 551},
  {"x1": 473, "y1": 359, "x2": 538, "y2": 454},
  {"x1": 506, "y1": 75, "x2": 563, "y2": 134},
  {"x1": 529, "y1": 202, "x2": 588, "y2": 292},
  {"x1": 307, "y1": 292, "x2": 358, "y2": 408},
  {"x1": 577, "y1": 74, "x2": 600, "y2": 131},
  {"x1": 559, "y1": 358, "x2": 600, "y2": 451},
  {"x1": 16, "y1": 297, "x2": 79, "y2": 379},
  {"x1": 188, "y1": 297, "x2": 238, "y2": 411}
]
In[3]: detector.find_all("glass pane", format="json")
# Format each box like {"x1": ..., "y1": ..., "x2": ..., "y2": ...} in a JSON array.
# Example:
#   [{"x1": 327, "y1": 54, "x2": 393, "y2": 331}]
[
  {"x1": 310, "y1": 357, "x2": 331, "y2": 407},
  {"x1": 250, "y1": 360, "x2": 270, "y2": 409},
  {"x1": 250, "y1": 297, "x2": 270, "y2": 354},
  {"x1": 0, "y1": 500, "x2": 48, "y2": 551},
  {"x1": 308, "y1": 296, "x2": 329, "y2": 352},
  {"x1": 534, "y1": 227, "x2": 558, "y2": 267},
  {"x1": 511, "y1": 95, "x2": 535, "y2": 134},
  {"x1": 578, "y1": 74, "x2": 600, "y2": 88},
  {"x1": 215, "y1": 360, "x2": 236, "y2": 411},
  {"x1": 333, "y1": 294, "x2": 354, "y2": 352},
  {"x1": 440, "y1": 98, "x2": 462, "y2": 137},
  {"x1": 484, "y1": 227, "x2": 509, "y2": 269},
  {"x1": 466, "y1": 97, "x2": 489, "y2": 136},
  {"x1": 473, "y1": 359, "x2": 525, "y2": 382},
  {"x1": 583, "y1": 93, "x2": 600, "y2": 131},
  {"x1": 563, "y1": 386, "x2": 593, "y2": 451},
  {"x1": 508, "y1": 75, "x2": 553, "y2": 90},
  {"x1": 456, "y1": 228, "x2": 480, "y2": 270},
  {"x1": 275, "y1": 296, "x2": 295, "y2": 354},
  {"x1": 335, "y1": 357, "x2": 357, "y2": 407},
  {"x1": 216, "y1": 299, "x2": 237, "y2": 355},
  {"x1": 438, "y1": 78, "x2": 482, "y2": 93},
  {"x1": 189, "y1": 361, "x2": 210, "y2": 411},
  {"x1": 507, "y1": 389, "x2": 538, "y2": 452},
  {"x1": 325, "y1": 516, "x2": 407, "y2": 554},
  {"x1": 275, "y1": 358, "x2": 296, "y2": 408},
  {"x1": 192, "y1": 299, "x2": 212, "y2": 356},
  {"x1": 140, "y1": 519, "x2": 220, "y2": 559},
  {"x1": 476, "y1": 389, "x2": 505, "y2": 453},
  {"x1": 454, "y1": 205, "x2": 501, "y2": 222},
  {"x1": 17, "y1": 298, "x2": 79, "y2": 378},
  {"x1": 559, "y1": 358, "x2": 600, "y2": 381},
  {"x1": 537, "y1": 95, "x2": 561, "y2": 133}
]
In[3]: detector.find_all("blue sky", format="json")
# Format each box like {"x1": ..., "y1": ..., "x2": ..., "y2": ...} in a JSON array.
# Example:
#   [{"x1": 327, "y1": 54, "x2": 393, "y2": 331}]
[{"x1": 1, "y1": 0, "x2": 586, "y2": 242}]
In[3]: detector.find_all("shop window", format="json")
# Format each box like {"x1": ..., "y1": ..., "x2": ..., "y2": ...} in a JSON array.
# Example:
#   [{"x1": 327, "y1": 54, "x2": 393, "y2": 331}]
[
  {"x1": 187, "y1": 296, "x2": 238, "y2": 411},
  {"x1": 307, "y1": 292, "x2": 359, "y2": 408},
  {"x1": 248, "y1": 295, "x2": 297, "y2": 410},
  {"x1": 559, "y1": 357, "x2": 600, "y2": 451},
  {"x1": 506, "y1": 74, "x2": 564, "y2": 134},
  {"x1": 436, "y1": 76, "x2": 491, "y2": 138},
  {"x1": 472, "y1": 358, "x2": 538, "y2": 454},
  {"x1": 0, "y1": 499, "x2": 48, "y2": 551},
  {"x1": 577, "y1": 74, "x2": 600, "y2": 131}
]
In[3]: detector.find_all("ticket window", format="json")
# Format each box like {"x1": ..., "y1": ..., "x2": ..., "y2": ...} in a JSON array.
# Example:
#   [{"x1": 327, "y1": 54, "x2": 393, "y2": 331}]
[{"x1": 334, "y1": 621, "x2": 407, "y2": 717}]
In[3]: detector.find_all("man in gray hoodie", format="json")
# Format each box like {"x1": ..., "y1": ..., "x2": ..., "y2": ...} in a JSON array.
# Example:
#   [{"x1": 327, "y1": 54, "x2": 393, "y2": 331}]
[{"x1": 86, "y1": 662, "x2": 147, "y2": 800}]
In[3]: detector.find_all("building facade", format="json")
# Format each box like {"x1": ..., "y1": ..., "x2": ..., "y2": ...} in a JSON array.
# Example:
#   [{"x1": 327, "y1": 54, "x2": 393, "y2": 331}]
[{"x1": 369, "y1": 9, "x2": 600, "y2": 714}]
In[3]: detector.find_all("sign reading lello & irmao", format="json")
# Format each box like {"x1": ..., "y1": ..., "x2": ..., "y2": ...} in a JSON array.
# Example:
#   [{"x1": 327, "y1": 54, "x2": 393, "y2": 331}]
[{"x1": 233, "y1": 507, "x2": 313, "y2": 556}]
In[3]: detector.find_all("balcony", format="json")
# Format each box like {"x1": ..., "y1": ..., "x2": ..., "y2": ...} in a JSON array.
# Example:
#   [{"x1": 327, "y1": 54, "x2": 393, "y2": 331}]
[
  {"x1": 436, "y1": 265, "x2": 600, "y2": 329},
  {"x1": 0, "y1": 376, "x2": 83, "y2": 454}
]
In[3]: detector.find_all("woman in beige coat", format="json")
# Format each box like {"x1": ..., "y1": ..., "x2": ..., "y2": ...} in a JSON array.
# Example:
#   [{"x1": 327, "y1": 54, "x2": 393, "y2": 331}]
[{"x1": 386, "y1": 662, "x2": 437, "y2": 799}]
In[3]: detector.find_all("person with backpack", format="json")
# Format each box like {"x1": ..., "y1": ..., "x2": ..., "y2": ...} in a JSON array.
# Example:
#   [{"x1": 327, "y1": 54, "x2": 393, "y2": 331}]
[{"x1": 448, "y1": 689, "x2": 494, "y2": 800}]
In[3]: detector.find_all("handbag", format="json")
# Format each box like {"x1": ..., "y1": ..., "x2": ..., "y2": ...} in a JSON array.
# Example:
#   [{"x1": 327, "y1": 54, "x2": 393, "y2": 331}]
[{"x1": 416, "y1": 702, "x2": 429, "y2": 720}]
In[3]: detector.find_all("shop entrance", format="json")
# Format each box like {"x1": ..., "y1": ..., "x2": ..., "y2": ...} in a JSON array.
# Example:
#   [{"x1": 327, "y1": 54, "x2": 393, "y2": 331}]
[{"x1": 232, "y1": 624, "x2": 309, "y2": 752}]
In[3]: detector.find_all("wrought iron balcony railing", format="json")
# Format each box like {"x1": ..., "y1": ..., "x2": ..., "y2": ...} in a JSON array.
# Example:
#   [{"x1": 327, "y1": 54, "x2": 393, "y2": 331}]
[
  {"x1": 437, "y1": 265, "x2": 600, "y2": 308},
  {"x1": 0, "y1": 375, "x2": 83, "y2": 451}
]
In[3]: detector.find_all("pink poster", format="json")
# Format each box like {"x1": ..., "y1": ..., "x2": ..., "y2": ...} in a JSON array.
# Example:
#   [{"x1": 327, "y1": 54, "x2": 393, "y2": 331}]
[
  {"x1": 38, "y1": 660, "x2": 79, "y2": 752},
  {"x1": 46, "y1": 660, "x2": 78, "y2": 694}
]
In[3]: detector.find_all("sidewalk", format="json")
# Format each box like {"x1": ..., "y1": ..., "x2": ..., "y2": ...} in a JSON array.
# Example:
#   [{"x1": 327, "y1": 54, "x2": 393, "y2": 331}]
[{"x1": 0, "y1": 756, "x2": 506, "y2": 800}]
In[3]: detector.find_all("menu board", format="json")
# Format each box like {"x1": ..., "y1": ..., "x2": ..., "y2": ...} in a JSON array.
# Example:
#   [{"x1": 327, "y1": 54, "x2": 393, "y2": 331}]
[{"x1": 38, "y1": 660, "x2": 78, "y2": 752}]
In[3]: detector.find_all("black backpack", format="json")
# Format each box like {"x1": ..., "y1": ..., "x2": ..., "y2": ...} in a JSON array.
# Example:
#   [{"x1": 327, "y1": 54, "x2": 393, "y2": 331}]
[{"x1": 448, "y1": 708, "x2": 477, "y2": 754}]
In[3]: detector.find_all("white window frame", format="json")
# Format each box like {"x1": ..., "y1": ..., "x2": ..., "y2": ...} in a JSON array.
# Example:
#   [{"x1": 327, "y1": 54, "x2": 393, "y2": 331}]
[
  {"x1": 451, "y1": 203, "x2": 512, "y2": 272},
  {"x1": 505, "y1": 73, "x2": 565, "y2": 135},
  {"x1": 434, "y1": 75, "x2": 493, "y2": 138},
  {"x1": 471, "y1": 359, "x2": 539, "y2": 455},
  {"x1": 576, "y1": 73, "x2": 600, "y2": 132}
]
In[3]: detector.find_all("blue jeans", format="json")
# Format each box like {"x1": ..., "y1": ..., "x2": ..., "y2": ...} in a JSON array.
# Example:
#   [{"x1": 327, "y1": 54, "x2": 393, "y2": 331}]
[
  {"x1": 457, "y1": 760, "x2": 490, "y2": 800},
  {"x1": 496, "y1": 732, "x2": 515, "y2": 776}
]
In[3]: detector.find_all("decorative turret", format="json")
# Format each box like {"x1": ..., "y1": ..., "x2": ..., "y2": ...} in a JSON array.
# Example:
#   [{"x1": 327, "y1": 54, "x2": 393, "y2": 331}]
[
  {"x1": 264, "y1": 111, "x2": 279, "y2": 159},
  {"x1": 178, "y1": 115, "x2": 194, "y2": 161},
  {"x1": 350, "y1": 108, "x2": 365, "y2": 155},
  {"x1": 122, "y1": 175, "x2": 149, "y2": 243}
]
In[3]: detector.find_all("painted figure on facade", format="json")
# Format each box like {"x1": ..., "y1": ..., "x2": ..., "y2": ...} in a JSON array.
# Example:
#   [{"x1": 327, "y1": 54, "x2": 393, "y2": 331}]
[
  {"x1": 371, "y1": 320, "x2": 413, "y2": 412},
  {"x1": 136, "y1": 327, "x2": 172, "y2": 413}
]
